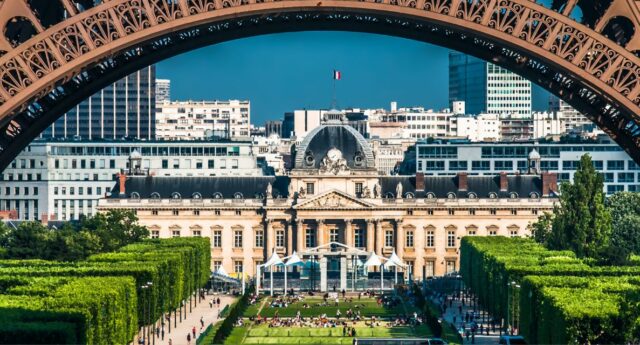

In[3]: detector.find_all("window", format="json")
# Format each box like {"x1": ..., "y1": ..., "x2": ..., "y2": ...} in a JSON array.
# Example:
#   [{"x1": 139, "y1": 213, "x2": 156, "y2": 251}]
[
  {"x1": 563, "y1": 161, "x2": 580, "y2": 171},
  {"x1": 405, "y1": 230, "x2": 414, "y2": 247},
  {"x1": 494, "y1": 160, "x2": 513, "y2": 170},
  {"x1": 152, "y1": 210, "x2": 158, "y2": 216},
  {"x1": 172, "y1": 209, "x2": 179, "y2": 216},
  {"x1": 446, "y1": 261, "x2": 456, "y2": 274},
  {"x1": 447, "y1": 230, "x2": 456, "y2": 247},
  {"x1": 425, "y1": 261, "x2": 435, "y2": 277},
  {"x1": 426, "y1": 230, "x2": 435, "y2": 247},
  {"x1": 511, "y1": 209, "x2": 517, "y2": 215},
  {"x1": 213, "y1": 230, "x2": 222, "y2": 247},
  {"x1": 469, "y1": 209, "x2": 476, "y2": 215},
  {"x1": 305, "y1": 228, "x2": 315, "y2": 248},
  {"x1": 208, "y1": 160, "x2": 215, "y2": 168},
  {"x1": 354, "y1": 228, "x2": 365, "y2": 248},
  {"x1": 234, "y1": 260, "x2": 243, "y2": 273},
  {"x1": 384, "y1": 230, "x2": 394, "y2": 247},
  {"x1": 510, "y1": 229, "x2": 518, "y2": 237},
  {"x1": 607, "y1": 160, "x2": 625, "y2": 170},
  {"x1": 330, "y1": 228, "x2": 339, "y2": 243},
  {"x1": 193, "y1": 210, "x2": 200, "y2": 216},
  {"x1": 618, "y1": 172, "x2": 635, "y2": 183},
  {"x1": 235, "y1": 210, "x2": 241, "y2": 216},
  {"x1": 448, "y1": 209, "x2": 455, "y2": 216},
  {"x1": 151, "y1": 231, "x2": 160, "y2": 239},
  {"x1": 172, "y1": 230, "x2": 180, "y2": 237},
  {"x1": 306, "y1": 183, "x2": 315, "y2": 195},
  {"x1": 490, "y1": 209, "x2": 497, "y2": 215},
  {"x1": 448, "y1": 161, "x2": 468, "y2": 171},
  {"x1": 276, "y1": 229, "x2": 285, "y2": 247},
  {"x1": 213, "y1": 261, "x2": 222, "y2": 272},
  {"x1": 355, "y1": 183, "x2": 363, "y2": 195},
  {"x1": 234, "y1": 230, "x2": 243, "y2": 247},
  {"x1": 472, "y1": 161, "x2": 490, "y2": 171},
  {"x1": 255, "y1": 230, "x2": 264, "y2": 248},
  {"x1": 192, "y1": 230, "x2": 201, "y2": 237},
  {"x1": 215, "y1": 210, "x2": 221, "y2": 216},
  {"x1": 607, "y1": 185, "x2": 625, "y2": 194},
  {"x1": 427, "y1": 209, "x2": 434, "y2": 216},
  {"x1": 425, "y1": 161, "x2": 445, "y2": 171}
]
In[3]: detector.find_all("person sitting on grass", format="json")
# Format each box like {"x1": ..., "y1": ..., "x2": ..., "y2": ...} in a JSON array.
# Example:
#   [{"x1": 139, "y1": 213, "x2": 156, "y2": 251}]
[{"x1": 336, "y1": 309, "x2": 341, "y2": 319}]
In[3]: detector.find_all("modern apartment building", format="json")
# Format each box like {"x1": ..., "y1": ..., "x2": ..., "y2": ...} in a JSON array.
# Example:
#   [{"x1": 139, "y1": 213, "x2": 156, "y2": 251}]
[
  {"x1": 549, "y1": 95, "x2": 592, "y2": 132},
  {"x1": 155, "y1": 79, "x2": 171, "y2": 103},
  {"x1": 381, "y1": 107, "x2": 452, "y2": 139},
  {"x1": 155, "y1": 100, "x2": 251, "y2": 140},
  {"x1": 42, "y1": 66, "x2": 156, "y2": 140},
  {"x1": 415, "y1": 137, "x2": 640, "y2": 194},
  {"x1": 449, "y1": 52, "x2": 531, "y2": 116},
  {"x1": 0, "y1": 140, "x2": 262, "y2": 221}
]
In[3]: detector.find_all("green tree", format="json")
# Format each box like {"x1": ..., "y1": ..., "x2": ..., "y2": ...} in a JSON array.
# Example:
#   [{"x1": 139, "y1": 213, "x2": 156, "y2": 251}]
[
  {"x1": 606, "y1": 192, "x2": 640, "y2": 258},
  {"x1": 5, "y1": 222, "x2": 50, "y2": 259},
  {"x1": 529, "y1": 212, "x2": 553, "y2": 244},
  {"x1": 548, "y1": 154, "x2": 612, "y2": 259},
  {"x1": 81, "y1": 210, "x2": 149, "y2": 252}
]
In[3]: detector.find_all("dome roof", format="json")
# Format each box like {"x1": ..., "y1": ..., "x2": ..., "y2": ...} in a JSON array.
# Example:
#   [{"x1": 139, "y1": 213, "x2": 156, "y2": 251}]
[
  {"x1": 529, "y1": 148, "x2": 541, "y2": 160},
  {"x1": 294, "y1": 123, "x2": 375, "y2": 170}
]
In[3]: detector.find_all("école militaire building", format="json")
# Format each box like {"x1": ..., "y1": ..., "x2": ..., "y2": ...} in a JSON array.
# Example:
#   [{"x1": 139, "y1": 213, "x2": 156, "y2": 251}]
[{"x1": 98, "y1": 115, "x2": 557, "y2": 281}]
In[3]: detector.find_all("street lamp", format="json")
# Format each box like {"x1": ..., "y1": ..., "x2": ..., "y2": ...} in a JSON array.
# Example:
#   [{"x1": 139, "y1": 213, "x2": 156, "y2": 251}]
[
  {"x1": 147, "y1": 281, "x2": 154, "y2": 345},
  {"x1": 140, "y1": 284, "x2": 148, "y2": 345}
]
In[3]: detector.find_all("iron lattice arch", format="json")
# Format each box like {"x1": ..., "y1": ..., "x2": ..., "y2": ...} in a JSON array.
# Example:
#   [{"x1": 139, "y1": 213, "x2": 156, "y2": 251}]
[{"x1": 1, "y1": 0, "x2": 640, "y2": 169}]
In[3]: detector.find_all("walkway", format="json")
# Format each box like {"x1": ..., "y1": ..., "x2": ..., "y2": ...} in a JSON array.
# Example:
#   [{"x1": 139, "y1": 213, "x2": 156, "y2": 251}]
[
  {"x1": 133, "y1": 293, "x2": 237, "y2": 345},
  {"x1": 436, "y1": 292, "x2": 501, "y2": 345}
]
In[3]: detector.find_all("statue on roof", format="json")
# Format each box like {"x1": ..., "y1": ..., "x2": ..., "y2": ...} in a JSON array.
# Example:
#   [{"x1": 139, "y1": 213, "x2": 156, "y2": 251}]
[
  {"x1": 373, "y1": 181, "x2": 381, "y2": 199},
  {"x1": 320, "y1": 148, "x2": 349, "y2": 175},
  {"x1": 266, "y1": 182, "x2": 272, "y2": 199},
  {"x1": 396, "y1": 182, "x2": 403, "y2": 199},
  {"x1": 288, "y1": 182, "x2": 294, "y2": 198},
  {"x1": 362, "y1": 186, "x2": 372, "y2": 198},
  {"x1": 298, "y1": 187, "x2": 306, "y2": 199}
]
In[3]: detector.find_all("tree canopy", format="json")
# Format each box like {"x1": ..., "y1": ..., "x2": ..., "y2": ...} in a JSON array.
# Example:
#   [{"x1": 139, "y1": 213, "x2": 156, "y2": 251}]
[{"x1": 0, "y1": 210, "x2": 148, "y2": 261}]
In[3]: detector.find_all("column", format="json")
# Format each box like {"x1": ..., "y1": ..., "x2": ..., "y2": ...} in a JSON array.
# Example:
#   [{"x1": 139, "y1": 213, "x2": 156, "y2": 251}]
[
  {"x1": 266, "y1": 219, "x2": 274, "y2": 254},
  {"x1": 296, "y1": 219, "x2": 304, "y2": 252},
  {"x1": 286, "y1": 221, "x2": 293, "y2": 255},
  {"x1": 320, "y1": 256, "x2": 328, "y2": 292},
  {"x1": 316, "y1": 219, "x2": 324, "y2": 247},
  {"x1": 366, "y1": 220, "x2": 375, "y2": 252},
  {"x1": 395, "y1": 219, "x2": 404, "y2": 259},
  {"x1": 345, "y1": 219, "x2": 353, "y2": 247},
  {"x1": 375, "y1": 219, "x2": 384, "y2": 255},
  {"x1": 340, "y1": 257, "x2": 347, "y2": 291}
]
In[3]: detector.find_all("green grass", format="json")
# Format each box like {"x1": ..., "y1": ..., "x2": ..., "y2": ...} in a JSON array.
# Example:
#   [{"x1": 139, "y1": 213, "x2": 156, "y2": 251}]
[
  {"x1": 243, "y1": 297, "x2": 407, "y2": 318},
  {"x1": 225, "y1": 325, "x2": 434, "y2": 344}
]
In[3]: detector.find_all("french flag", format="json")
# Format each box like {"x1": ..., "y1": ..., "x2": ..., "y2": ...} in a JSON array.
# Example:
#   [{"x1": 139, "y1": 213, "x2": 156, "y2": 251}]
[{"x1": 333, "y1": 70, "x2": 342, "y2": 80}]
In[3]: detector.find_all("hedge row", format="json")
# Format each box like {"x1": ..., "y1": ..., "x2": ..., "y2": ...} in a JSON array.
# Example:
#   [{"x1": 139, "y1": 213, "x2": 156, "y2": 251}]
[
  {"x1": 460, "y1": 237, "x2": 640, "y2": 344},
  {"x1": 0, "y1": 237, "x2": 211, "y2": 344}
]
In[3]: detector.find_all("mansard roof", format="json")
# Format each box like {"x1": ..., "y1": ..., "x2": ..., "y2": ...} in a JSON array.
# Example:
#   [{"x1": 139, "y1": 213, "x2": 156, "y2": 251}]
[
  {"x1": 294, "y1": 123, "x2": 375, "y2": 170},
  {"x1": 110, "y1": 176, "x2": 291, "y2": 199},
  {"x1": 379, "y1": 175, "x2": 546, "y2": 199}
]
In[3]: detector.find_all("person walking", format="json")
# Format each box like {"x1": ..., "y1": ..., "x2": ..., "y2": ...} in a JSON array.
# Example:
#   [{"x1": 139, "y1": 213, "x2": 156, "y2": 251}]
[
  {"x1": 161, "y1": 328, "x2": 164, "y2": 341},
  {"x1": 192, "y1": 326, "x2": 196, "y2": 339},
  {"x1": 217, "y1": 297, "x2": 221, "y2": 305},
  {"x1": 200, "y1": 316, "x2": 204, "y2": 329},
  {"x1": 186, "y1": 333, "x2": 191, "y2": 345},
  {"x1": 168, "y1": 339, "x2": 172, "y2": 345}
]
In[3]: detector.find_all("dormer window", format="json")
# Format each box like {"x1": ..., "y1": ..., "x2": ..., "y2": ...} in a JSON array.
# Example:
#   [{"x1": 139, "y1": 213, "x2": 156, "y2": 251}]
[
  {"x1": 171, "y1": 192, "x2": 181, "y2": 199},
  {"x1": 192, "y1": 192, "x2": 202, "y2": 199},
  {"x1": 509, "y1": 192, "x2": 519, "y2": 199},
  {"x1": 213, "y1": 192, "x2": 223, "y2": 199},
  {"x1": 234, "y1": 192, "x2": 244, "y2": 199},
  {"x1": 447, "y1": 192, "x2": 456, "y2": 199},
  {"x1": 426, "y1": 192, "x2": 436, "y2": 199}
]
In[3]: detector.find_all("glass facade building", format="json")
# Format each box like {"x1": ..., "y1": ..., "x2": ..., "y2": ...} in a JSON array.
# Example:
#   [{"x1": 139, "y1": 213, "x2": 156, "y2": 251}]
[{"x1": 42, "y1": 66, "x2": 156, "y2": 140}]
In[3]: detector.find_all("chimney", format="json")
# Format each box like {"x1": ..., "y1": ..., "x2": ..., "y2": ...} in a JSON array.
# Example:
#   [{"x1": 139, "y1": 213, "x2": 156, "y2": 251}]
[
  {"x1": 457, "y1": 172, "x2": 468, "y2": 191},
  {"x1": 415, "y1": 172, "x2": 425, "y2": 191},
  {"x1": 542, "y1": 172, "x2": 558, "y2": 197},
  {"x1": 499, "y1": 172, "x2": 508, "y2": 192},
  {"x1": 118, "y1": 172, "x2": 127, "y2": 195}
]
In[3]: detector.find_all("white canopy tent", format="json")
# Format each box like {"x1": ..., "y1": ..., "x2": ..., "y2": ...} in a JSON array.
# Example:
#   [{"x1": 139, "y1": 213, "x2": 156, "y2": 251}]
[
  {"x1": 383, "y1": 251, "x2": 407, "y2": 285},
  {"x1": 215, "y1": 266, "x2": 229, "y2": 277},
  {"x1": 257, "y1": 251, "x2": 284, "y2": 296},
  {"x1": 363, "y1": 252, "x2": 387, "y2": 292},
  {"x1": 282, "y1": 251, "x2": 304, "y2": 294}
]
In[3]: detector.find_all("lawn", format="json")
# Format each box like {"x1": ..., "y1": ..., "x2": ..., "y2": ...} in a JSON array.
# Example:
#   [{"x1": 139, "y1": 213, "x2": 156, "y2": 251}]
[
  {"x1": 243, "y1": 296, "x2": 412, "y2": 318},
  {"x1": 225, "y1": 324, "x2": 434, "y2": 345}
]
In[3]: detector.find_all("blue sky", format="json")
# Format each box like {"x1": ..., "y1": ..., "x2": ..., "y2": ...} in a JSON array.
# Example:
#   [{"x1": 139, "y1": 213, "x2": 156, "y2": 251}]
[{"x1": 157, "y1": 31, "x2": 550, "y2": 125}]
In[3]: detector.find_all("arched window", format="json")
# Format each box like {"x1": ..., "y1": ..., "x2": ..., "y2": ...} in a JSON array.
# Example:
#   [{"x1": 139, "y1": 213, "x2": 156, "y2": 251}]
[
  {"x1": 234, "y1": 192, "x2": 244, "y2": 199},
  {"x1": 130, "y1": 192, "x2": 140, "y2": 199},
  {"x1": 384, "y1": 192, "x2": 395, "y2": 199},
  {"x1": 404, "y1": 192, "x2": 415, "y2": 199},
  {"x1": 171, "y1": 192, "x2": 181, "y2": 199},
  {"x1": 254, "y1": 193, "x2": 265, "y2": 199},
  {"x1": 213, "y1": 192, "x2": 223, "y2": 199},
  {"x1": 150, "y1": 192, "x2": 161, "y2": 199},
  {"x1": 529, "y1": 192, "x2": 540, "y2": 199},
  {"x1": 509, "y1": 192, "x2": 519, "y2": 199},
  {"x1": 192, "y1": 192, "x2": 202, "y2": 199},
  {"x1": 488, "y1": 192, "x2": 498, "y2": 199},
  {"x1": 426, "y1": 192, "x2": 436, "y2": 199},
  {"x1": 447, "y1": 192, "x2": 457, "y2": 199},
  {"x1": 467, "y1": 192, "x2": 477, "y2": 199}
]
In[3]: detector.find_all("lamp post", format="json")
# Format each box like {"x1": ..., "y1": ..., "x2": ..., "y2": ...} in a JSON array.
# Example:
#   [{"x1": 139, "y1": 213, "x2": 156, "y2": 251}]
[
  {"x1": 140, "y1": 284, "x2": 148, "y2": 345},
  {"x1": 513, "y1": 284, "x2": 520, "y2": 335},
  {"x1": 147, "y1": 281, "x2": 154, "y2": 345}
]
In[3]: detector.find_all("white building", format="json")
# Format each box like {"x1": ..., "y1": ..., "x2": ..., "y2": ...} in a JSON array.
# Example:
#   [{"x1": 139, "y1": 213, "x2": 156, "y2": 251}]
[
  {"x1": 549, "y1": 96, "x2": 592, "y2": 132},
  {"x1": 415, "y1": 137, "x2": 640, "y2": 194},
  {"x1": 449, "y1": 113, "x2": 500, "y2": 142},
  {"x1": 155, "y1": 79, "x2": 171, "y2": 103},
  {"x1": 533, "y1": 112, "x2": 565, "y2": 138},
  {"x1": 0, "y1": 140, "x2": 262, "y2": 221},
  {"x1": 380, "y1": 106, "x2": 453, "y2": 139},
  {"x1": 156, "y1": 100, "x2": 251, "y2": 140}
]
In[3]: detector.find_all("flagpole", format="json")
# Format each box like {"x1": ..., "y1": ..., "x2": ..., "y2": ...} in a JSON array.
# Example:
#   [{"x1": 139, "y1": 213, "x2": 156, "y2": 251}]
[{"x1": 332, "y1": 69, "x2": 337, "y2": 110}]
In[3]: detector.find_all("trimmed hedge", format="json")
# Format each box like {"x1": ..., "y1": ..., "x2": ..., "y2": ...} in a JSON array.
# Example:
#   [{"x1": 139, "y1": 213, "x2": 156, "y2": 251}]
[
  {"x1": 0, "y1": 237, "x2": 211, "y2": 344},
  {"x1": 460, "y1": 237, "x2": 640, "y2": 344}
]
